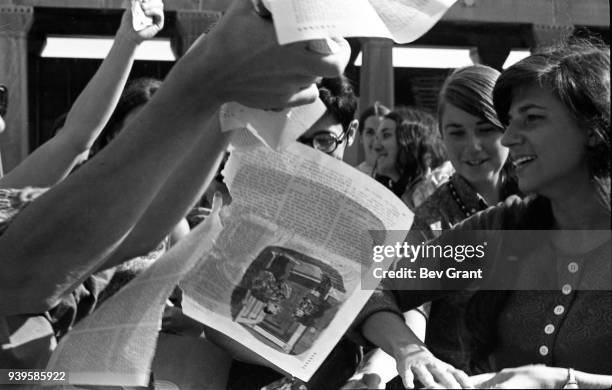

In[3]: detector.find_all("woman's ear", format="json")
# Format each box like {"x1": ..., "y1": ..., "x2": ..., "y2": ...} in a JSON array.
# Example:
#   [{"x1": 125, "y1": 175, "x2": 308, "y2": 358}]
[{"x1": 346, "y1": 119, "x2": 359, "y2": 147}]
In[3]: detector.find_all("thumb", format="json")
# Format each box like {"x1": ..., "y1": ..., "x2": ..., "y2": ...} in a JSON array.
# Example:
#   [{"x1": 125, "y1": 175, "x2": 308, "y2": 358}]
[{"x1": 211, "y1": 191, "x2": 224, "y2": 213}]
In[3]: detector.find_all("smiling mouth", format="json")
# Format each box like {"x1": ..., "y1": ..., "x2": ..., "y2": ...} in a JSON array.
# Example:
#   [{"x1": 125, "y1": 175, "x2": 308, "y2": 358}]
[
  {"x1": 464, "y1": 159, "x2": 488, "y2": 166},
  {"x1": 513, "y1": 155, "x2": 537, "y2": 168}
]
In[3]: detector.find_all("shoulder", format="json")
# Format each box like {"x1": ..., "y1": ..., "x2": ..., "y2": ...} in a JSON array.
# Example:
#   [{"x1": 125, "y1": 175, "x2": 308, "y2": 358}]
[
  {"x1": 456, "y1": 194, "x2": 544, "y2": 231},
  {"x1": 413, "y1": 182, "x2": 454, "y2": 224}
]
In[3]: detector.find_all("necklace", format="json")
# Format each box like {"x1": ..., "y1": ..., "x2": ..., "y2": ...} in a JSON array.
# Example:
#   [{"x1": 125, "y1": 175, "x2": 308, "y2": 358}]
[{"x1": 448, "y1": 180, "x2": 479, "y2": 218}]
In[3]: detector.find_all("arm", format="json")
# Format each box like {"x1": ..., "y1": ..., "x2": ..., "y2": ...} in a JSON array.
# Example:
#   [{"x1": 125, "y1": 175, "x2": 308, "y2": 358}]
[
  {"x1": 99, "y1": 117, "x2": 230, "y2": 269},
  {"x1": 478, "y1": 365, "x2": 612, "y2": 389},
  {"x1": 0, "y1": 0, "x2": 350, "y2": 315},
  {"x1": 362, "y1": 311, "x2": 472, "y2": 389},
  {"x1": 344, "y1": 307, "x2": 428, "y2": 389},
  {"x1": 0, "y1": 0, "x2": 164, "y2": 189}
]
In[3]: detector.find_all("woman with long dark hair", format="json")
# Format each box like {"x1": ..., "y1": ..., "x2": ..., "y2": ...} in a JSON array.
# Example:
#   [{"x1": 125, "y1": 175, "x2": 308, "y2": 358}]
[
  {"x1": 373, "y1": 108, "x2": 451, "y2": 210},
  {"x1": 354, "y1": 41, "x2": 611, "y2": 389}
]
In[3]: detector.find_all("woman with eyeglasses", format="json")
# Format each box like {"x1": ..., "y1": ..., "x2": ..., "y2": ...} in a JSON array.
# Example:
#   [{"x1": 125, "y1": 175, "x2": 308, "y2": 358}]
[
  {"x1": 352, "y1": 41, "x2": 611, "y2": 389},
  {"x1": 373, "y1": 108, "x2": 452, "y2": 210}
]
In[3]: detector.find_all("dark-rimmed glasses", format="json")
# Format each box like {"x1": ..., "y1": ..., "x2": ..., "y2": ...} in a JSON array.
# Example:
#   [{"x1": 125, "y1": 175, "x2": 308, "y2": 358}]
[
  {"x1": 0, "y1": 85, "x2": 7, "y2": 117},
  {"x1": 297, "y1": 127, "x2": 349, "y2": 154}
]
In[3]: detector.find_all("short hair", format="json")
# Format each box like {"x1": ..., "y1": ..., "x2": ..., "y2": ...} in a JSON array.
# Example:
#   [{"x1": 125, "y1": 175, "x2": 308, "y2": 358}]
[
  {"x1": 494, "y1": 40, "x2": 610, "y2": 182},
  {"x1": 91, "y1": 77, "x2": 162, "y2": 155},
  {"x1": 358, "y1": 102, "x2": 391, "y2": 134},
  {"x1": 317, "y1": 76, "x2": 358, "y2": 131},
  {"x1": 437, "y1": 65, "x2": 519, "y2": 199},
  {"x1": 438, "y1": 65, "x2": 502, "y2": 131}
]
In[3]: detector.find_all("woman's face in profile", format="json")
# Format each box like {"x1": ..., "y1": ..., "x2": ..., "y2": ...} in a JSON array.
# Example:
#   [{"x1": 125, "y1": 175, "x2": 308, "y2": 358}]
[
  {"x1": 502, "y1": 85, "x2": 588, "y2": 197},
  {"x1": 374, "y1": 118, "x2": 399, "y2": 177},
  {"x1": 441, "y1": 102, "x2": 508, "y2": 186}
]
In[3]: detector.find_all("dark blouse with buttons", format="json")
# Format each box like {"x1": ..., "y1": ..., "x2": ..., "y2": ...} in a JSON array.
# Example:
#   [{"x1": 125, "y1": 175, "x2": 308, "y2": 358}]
[
  {"x1": 355, "y1": 195, "x2": 612, "y2": 375},
  {"x1": 493, "y1": 240, "x2": 612, "y2": 374}
]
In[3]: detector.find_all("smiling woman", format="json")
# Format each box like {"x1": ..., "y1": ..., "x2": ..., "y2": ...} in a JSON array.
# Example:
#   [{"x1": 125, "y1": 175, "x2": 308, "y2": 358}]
[{"x1": 354, "y1": 41, "x2": 612, "y2": 390}]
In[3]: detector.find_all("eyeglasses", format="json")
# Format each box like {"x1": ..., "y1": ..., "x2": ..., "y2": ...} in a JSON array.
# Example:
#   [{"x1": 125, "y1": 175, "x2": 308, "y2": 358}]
[
  {"x1": 0, "y1": 85, "x2": 7, "y2": 117},
  {"x1": 297, "y1": 127, "x2": 348, "y2": 154}
]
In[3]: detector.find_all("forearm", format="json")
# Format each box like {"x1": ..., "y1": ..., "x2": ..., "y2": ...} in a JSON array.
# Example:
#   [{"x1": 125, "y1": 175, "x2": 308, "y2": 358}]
[
  {"x1": 0, "y1": 61, "x2": 221, "y2": 314},
  {"x1": 102, "y1": 117, "x2": 230, "y2": 268},
  {"x1": 61, "y1": 33, "x2": 138, "y2": 149},
  {"x1": 0, "y1": 34, "x2": 138, "y2": 189},
  {"x1": 575, "y1": 371, "x2": 612, "y2": 389},
  {"x1": 362, "y1": 311, "x2": 426, "y2": 359}
]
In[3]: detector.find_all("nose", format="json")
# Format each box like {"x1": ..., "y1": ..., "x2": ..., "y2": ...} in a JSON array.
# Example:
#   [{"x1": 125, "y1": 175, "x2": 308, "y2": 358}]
[
  {"x1": 0, "y1": 115, "x2": 5, "y2": 133},
  {"x1": 466, "y1": 133, "x2": 483, "y2": 152},
  {"x1": 501, "y1": 122, "x2": 521, "y2": 147},
  {"x1": 373, "y1": 134, "x2": 383, "y2": 150}
]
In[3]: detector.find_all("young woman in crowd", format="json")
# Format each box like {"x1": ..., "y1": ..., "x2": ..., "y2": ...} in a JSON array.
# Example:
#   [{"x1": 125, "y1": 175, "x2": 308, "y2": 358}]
[
  {"x1": 373, "y1": 108, "x2": 451, "y2": 210},
  {"x1": 345, "y1": 64, "x2": 518, "y2": 389},
  {"x1": 355, "y1": 41, "x2": 611, "y2": 389},
  {"x1": 356, "y1": 102, "x2": 391, "y2": 176}
]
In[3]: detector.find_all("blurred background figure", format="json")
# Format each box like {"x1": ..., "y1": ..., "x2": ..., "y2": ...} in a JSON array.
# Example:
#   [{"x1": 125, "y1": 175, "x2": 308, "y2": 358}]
[
  {"x1": 356, "y1": 102, "x2": 391, "y2": 176},
  {"x1": 372, "y1": 108, "x2": 452, "y2": 210}
]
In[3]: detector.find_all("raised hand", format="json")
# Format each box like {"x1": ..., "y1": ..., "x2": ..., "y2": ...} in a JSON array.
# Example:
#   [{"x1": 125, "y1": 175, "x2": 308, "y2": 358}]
[
  {"x1": 177, "y1": 0, "x2": 351, "y2": 111},
  {"x1": 118, "y1": 0, "x2": 165, "y2": 43}
]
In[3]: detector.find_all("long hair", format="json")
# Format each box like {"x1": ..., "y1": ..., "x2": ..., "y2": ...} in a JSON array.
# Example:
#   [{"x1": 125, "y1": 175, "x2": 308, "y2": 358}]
[
  {"x1": 494, "y1": 40, "x2": 610, "y2": 211},
  {"x1": 438, "y1": 65, "x2": 518, "y2": 199},
  {"x1": 381, "y1": 108, "x2": 444, "y2": 188}
]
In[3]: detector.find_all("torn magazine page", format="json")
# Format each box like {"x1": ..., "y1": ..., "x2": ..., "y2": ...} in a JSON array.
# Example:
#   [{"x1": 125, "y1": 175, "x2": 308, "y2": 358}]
[
  {"x1": 44, "y1": 205, "x2": 224, "y2": 388},
  {"x1": 266, "y1": 0, "x2": 457, "y2": 45},
  {"x1": 219, "y1": 99, "x2": 327, "y2": 151},
  {"x1": 180, "y1": 143, "x2": 413, "y2": 381}
]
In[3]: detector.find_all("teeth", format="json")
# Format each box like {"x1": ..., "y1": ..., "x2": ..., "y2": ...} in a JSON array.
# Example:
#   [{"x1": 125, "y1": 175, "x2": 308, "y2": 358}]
[{"x1": 513, "y1": 156, "x2": 536, "y2": 166}]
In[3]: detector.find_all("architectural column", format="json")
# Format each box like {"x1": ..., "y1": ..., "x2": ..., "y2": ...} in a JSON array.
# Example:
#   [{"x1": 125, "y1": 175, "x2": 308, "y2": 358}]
[
  {"x1": 359, "y1": 38, "x2": 394, "y2": 110},
  {"x1": 530, "y1": 0, "x2": 574, "y2": 49},
  {"x1": 470, "y1": 44, "x2": 510, "y2": 71},
  {"x1": 531, "y1": 24, "x2": 574, "y2": 49},
  {"x1": 172, "y1": 10, "x2": 222, "y2": 58},
  {"x1": 0, "y1": 5, "x2": 33, "y2": 173},
  {"x1": 347, "y1": 38, "x2": 394, "y2": 166}
]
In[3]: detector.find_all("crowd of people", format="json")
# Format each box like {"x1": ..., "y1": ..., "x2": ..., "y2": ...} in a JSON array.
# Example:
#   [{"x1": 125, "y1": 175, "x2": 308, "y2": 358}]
[{"x1": 0, "y1": 0, "x2": 610, "y2": 389}]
